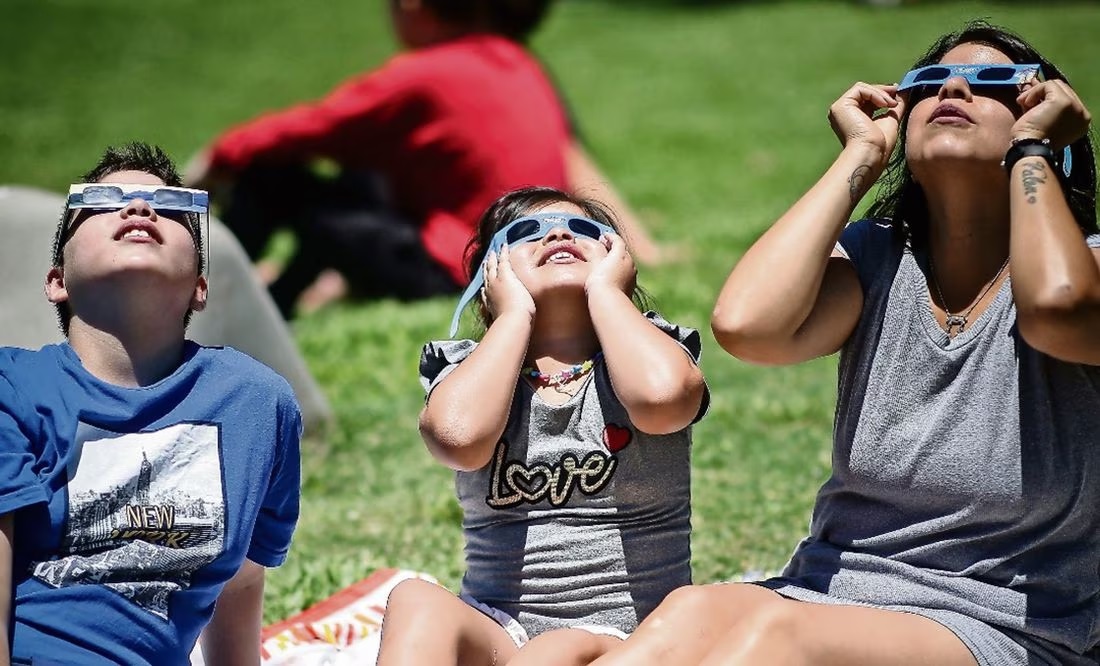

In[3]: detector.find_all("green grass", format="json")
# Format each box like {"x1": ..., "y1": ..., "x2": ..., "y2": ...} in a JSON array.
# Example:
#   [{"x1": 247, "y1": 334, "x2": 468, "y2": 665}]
[{"x1": 4, "y1": 0, "x2": 1100, "y2": 622}]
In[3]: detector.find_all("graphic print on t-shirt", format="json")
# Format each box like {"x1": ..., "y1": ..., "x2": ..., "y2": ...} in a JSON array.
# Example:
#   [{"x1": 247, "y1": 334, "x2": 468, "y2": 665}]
[
  {"x1": 485, "y1": 423, "x2": 631, "y2": 509},
  {"x1": 32, "y1": 422, "x2": 225, "y2": 619}
]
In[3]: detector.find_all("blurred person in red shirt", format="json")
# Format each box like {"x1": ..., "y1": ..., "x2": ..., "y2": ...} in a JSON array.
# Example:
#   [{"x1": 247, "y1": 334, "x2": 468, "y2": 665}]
[{"x1": 189, "y1": 0, "x2": 661, "y2": 318}]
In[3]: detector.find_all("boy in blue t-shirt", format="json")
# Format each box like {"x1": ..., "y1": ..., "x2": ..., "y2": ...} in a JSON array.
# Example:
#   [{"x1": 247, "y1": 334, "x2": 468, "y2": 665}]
[{"x1": 0, "y1": 142, "x2": 302, "y2": 664}]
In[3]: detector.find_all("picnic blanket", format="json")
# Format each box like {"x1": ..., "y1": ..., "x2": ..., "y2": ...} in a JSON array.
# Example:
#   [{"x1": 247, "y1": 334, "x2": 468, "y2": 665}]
[{"x1": 191, "y1": 569, "x2": 437, "y2": 665}]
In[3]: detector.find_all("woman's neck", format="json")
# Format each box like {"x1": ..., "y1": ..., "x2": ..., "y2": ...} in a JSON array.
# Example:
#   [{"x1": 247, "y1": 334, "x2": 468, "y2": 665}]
[{"x1": 920, "y1": 172, "x2": 1011, "y2": 286}]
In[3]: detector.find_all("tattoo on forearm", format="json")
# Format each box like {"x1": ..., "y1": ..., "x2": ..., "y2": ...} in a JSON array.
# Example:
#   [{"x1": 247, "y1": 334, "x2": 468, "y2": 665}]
[
  {"x1": 1021, "y1": 161, "x2": 1048, "y2": 205},
  {"x1": 849, "y1": 164, "x2": 872, "y2": 204}
]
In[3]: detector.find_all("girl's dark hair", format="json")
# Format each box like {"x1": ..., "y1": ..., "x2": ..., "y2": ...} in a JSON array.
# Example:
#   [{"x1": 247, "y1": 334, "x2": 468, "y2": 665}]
[
  {"x1": 423, "y1": 0, "x2": 553, "y2": 42},
  {"x1": 867, "y1": 20, "x2": 1098, "y2": 247},
  {"x1": 464, "y1": 186, "x2": 650, "y2": 329}
]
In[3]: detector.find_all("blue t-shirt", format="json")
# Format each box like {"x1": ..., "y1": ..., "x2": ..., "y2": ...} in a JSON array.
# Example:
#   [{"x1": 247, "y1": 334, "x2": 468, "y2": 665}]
[{"x1": 0, "y1": 342, "x2": 302, "y2": 665}]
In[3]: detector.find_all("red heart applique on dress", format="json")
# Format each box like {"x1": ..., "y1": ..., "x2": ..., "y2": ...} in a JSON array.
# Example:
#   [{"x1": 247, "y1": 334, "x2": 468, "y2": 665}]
[{"x1": 603, "y1": 424, "x2": 633, "y2": 453}]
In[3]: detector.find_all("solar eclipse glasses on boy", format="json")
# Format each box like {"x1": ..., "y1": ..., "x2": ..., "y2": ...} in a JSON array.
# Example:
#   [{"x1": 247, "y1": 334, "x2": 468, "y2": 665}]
[
  {"x1": 448, "y1": 212, "x2": 618, "y2": 337},
  {"x1": 897, "y1": 63, "x2": 1041, "y2": 92},
  {"x1": 897, "y1": 62, "x2": 1072, "y2": 178},
  {"x1": 63, "y1": 183, "x2": 211, "y2": 272}
]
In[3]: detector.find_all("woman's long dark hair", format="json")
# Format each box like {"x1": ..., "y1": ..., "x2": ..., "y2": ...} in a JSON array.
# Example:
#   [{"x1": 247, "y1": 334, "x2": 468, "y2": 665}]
[{"x1": 867, "y1": 20, "x2": 1098, "y2": 247}]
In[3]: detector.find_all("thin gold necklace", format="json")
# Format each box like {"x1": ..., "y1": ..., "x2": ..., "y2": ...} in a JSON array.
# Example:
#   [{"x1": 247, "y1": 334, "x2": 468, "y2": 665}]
[{"x1": 928, "y1": 254, "x2": 1010, "y2": 336}]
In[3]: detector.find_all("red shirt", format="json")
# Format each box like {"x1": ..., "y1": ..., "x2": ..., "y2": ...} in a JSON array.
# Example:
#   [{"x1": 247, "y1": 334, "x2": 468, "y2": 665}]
[{"x1": 210, "y1": 35, "x2": 571, "y2": 284}]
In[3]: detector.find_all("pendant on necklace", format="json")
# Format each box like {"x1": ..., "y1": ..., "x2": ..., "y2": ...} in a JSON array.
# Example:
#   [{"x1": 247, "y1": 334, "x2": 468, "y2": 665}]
[{"x1": 945, "y1": 314, "x2": 967, "y2": 335}]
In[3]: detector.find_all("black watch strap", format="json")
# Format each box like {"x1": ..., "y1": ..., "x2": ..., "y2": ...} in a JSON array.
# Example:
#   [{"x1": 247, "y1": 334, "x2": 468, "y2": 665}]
[{"x1": 1002, "y1": 137, "x2": 1057, "y2": 173}]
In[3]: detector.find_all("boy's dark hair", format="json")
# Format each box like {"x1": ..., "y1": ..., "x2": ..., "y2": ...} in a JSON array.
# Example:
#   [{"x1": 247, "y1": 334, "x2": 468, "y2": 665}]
[
  {"x1": 424, "y1": 0, "x2": 553, "y2": 42},
  {"x1": 51, "y1": 142, "x2": 205, "y2": 335},
  {"x1": 867, "y1": 20, "x2": 1098, "y2": 248},
  {"x1": 464, "y1": 186, "x2": 650, "y2": 330}
]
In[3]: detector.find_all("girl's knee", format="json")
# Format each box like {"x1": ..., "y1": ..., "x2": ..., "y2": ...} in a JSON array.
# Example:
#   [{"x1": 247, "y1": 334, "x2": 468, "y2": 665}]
[{"x1": 386, "y1": 578, "x2": 452, "y2": 614}]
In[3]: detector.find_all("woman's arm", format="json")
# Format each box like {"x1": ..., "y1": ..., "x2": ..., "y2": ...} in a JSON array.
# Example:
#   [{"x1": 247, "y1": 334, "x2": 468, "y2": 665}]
[
  {"x1": 420, "y1": 246, "x2": 534, "y2": 471},
  {"x1": 1007, "y1": 80, "x2": 1100, "y2": 364},
  {"x1": 711, "y1": 83, "x2": 904, "y2": 365},
  {"x1": 587, "y1": 235, "x2": 705, "y2": 434},
  {"x1": 199, "y1": 559, "x2": 265, "y2": 666}
]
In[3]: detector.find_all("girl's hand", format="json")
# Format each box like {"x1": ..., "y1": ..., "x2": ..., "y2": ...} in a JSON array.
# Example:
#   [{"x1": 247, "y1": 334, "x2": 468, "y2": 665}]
[
  {"x1": 828, "y1": 83, "x2": 906, "y2": 166},
  {"x1": 1013, "y1": 79, "x2": 1092, "y2": 148},
  {"x1": 585, "y1": 234, "x2": 637, "y2": 297},
  {"x1": 483, "y1": 244, "x2": 535, "y2": 321}
]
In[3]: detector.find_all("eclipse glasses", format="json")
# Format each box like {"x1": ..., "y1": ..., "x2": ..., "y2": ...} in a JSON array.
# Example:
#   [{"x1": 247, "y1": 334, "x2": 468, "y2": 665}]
[
  {"x1": 897, "y1": 63, "x2": 1072, "y2": 178},
  {"x1": 897, "y1": 63, "x2": 1042, "y2": 92},
  {"x1": 64, "y1": 183, "x2": 211, "y2": 274},
  {"x1": 448, "y1": 212, "x2": 617, "y2": 337}
]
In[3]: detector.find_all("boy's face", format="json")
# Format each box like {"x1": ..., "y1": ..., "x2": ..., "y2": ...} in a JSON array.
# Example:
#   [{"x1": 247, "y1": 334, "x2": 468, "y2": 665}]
[{"x1": 46, "y1": 170, "x2": 208, "y2": 318}]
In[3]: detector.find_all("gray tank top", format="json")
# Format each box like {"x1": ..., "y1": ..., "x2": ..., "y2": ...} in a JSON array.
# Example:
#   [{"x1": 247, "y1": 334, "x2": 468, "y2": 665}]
[
  {"x1": 419, "y1": 313, "x2": 706, "y2": 637},
  {"x1": 773, "y1": 220, "x2": 1100, "y2": 656}
]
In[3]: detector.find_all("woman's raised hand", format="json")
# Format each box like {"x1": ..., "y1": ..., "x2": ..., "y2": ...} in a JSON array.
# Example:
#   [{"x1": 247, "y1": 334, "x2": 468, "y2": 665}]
[
  {"x1": 828, "y1": 83, "x2": 906, "y2": 166},
  {"x1": 482, "y1": 244, "x2": 536, "y2": 322},
  {"x1": 1013, "y1": 79, "x2": 1092, "y2": 148}
]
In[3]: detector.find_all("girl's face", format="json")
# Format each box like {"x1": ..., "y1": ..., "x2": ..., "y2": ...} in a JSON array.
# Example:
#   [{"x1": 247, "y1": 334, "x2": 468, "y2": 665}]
[
  {"x1": 504, "y1": 202, "x2": 612, "y2": 299},
  {"x1": 905, "y1": 42, "x2": 1026, "y2": 178}
]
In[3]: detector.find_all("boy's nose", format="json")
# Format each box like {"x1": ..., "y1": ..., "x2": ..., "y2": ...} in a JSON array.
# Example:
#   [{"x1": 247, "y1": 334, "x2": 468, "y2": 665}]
[{"x1": 121, "y1": 198, "x2": 156, "y2": 219}]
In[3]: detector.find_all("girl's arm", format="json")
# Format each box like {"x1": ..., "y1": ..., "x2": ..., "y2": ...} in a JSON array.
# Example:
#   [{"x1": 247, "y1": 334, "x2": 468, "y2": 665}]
[
  {"x1": 199, "y1": 559, "x2": 265, "y2": 666},
  {"x1": 587, "y1": 235, "x2": 705, "y2": 434},
  {"x1": 0, "y1": 514, "x2": 11, "y2": 666},
  {"x1": 1006, "y1": 80, "x2": 1100, "y2": 365},
  {"x1": 711, "y1": 83, "x2": 904, "y2": 366},
  {"x1": 420, "y1": 246, "x2": 534, "y2": 471}
]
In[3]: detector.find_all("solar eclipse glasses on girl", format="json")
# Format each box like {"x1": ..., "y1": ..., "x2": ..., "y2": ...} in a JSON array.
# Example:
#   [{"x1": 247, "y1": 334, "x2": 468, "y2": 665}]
[
  {"x1": 897, "y1": 63, "x2": 1042, "y2": 92},
  {"x1": 897, "y1": 63, "x2": 1072, "y2": 178},
  {"x1": 448, "y1": 212, "x2": 618, "y2": 337},
  {"x1": 63, "y1": 183, "x2": 211, "y2": 272}
]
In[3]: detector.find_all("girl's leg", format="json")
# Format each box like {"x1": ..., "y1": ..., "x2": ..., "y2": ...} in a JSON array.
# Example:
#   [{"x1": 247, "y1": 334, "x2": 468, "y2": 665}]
[
  {"x1": 377, "y1": 579, "x2": 520, "y2": 666},
  {"x1": 506, "y1": 628, "x2": 622, "y2": 666},
  {"x1": 591, "y1": 584, "x2": 978, "y2": 666}
]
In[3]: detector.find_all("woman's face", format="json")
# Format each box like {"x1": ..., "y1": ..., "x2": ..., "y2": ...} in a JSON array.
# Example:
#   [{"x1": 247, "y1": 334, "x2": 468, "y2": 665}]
[{"x1": 905, "y1": 42, "x2": 1027, "y2": 178}]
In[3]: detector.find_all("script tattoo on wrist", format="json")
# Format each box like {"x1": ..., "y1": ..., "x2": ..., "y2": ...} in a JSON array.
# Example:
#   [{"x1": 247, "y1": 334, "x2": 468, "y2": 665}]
[
  {"x1": 849, "y1": 164, "x2": 872, "y2": 204},
  {"x1": 1021, "y1": 160, "x2": 1048, "y2": 205}
]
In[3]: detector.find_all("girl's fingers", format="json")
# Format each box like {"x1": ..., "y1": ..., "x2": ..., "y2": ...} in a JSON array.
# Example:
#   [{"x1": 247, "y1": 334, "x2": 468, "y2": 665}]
[{"x1": 485, "y1": 250, "x2": 498, "y2": 282}]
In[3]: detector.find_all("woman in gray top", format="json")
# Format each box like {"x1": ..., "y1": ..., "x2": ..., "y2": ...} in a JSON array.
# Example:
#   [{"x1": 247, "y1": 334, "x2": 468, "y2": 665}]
[{"x1": 591, "y1": 21, "x2": 1100, "y2": 666}]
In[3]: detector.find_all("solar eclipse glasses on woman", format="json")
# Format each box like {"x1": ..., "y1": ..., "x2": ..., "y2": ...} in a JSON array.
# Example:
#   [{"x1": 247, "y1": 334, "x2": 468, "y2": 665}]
[
  {"x1": 897, "y1": 63, "x2": 1072, "y2": 178},
  {"x1": 448, "y1": 212, "x2": 618, "y2": 337},
  {"x1": 897, "y1": 63, "x2": 1041, "y2": 92},
  {"x1": 63, "y1": 183, "x2": 211, "y2": 272}
]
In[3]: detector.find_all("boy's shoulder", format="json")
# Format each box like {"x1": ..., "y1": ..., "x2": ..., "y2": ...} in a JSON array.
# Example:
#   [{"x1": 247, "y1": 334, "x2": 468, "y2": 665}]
[
  {"x1": 190, "y1": 343, "x2": 297, "y2": 396},
  {"x1": 0, "y1": 344, "x2": 65, "y2": 380}
]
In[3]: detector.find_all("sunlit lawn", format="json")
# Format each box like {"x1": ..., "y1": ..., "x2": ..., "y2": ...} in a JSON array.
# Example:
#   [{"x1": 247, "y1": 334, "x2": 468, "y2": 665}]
[{"x1": 3, "y1": 0, "x2": 1099, "y2": 621}]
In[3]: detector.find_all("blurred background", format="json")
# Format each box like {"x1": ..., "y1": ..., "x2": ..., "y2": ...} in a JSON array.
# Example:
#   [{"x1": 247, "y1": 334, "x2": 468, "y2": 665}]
[{"x1": 3, "y1": 0, "x2": 1098, "y2": 621}]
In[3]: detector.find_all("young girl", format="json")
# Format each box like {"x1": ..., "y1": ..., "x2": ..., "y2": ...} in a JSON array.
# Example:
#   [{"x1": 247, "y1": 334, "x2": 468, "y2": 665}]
[
  {"x1": 591, "y1": 21, "x2": 1099, "y2": 666},
  {"x1": 376, "y1": 186, "x2": 708, "y2": 665}
]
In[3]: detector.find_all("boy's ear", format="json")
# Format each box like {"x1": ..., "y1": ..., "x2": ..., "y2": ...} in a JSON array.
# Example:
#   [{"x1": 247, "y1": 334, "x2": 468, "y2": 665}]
[
  {"x1": 190, "y1": 275, "x2": 208, "y2": 313},
  {"x1": 45, "y1": 267, "x2": 68, "y2": 305}
]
